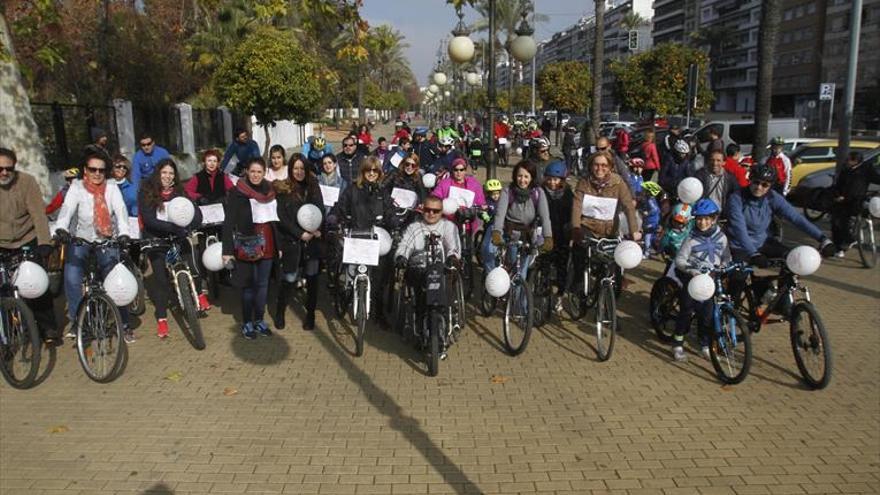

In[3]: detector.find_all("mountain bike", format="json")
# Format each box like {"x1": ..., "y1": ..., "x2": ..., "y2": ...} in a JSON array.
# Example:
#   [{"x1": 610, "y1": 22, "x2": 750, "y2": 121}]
[
  {"x1": 120, "y1": 243, "x2": 146, "y2": 317},
  {"x1": 699, "y1": 263, "x2": 754, "y2": 385},
  {"x1": 498, "y1": 230, "x2": 536, "y2": 356},
  {"x1": 330, "y1": 226, "x2": 381, "y2": 357},
  {"x1": 854, "y1": 192, "x2": 878, "y2": 268},
  {"x1": 0, "y1": 247, "x2": 42, "y2": 389}
]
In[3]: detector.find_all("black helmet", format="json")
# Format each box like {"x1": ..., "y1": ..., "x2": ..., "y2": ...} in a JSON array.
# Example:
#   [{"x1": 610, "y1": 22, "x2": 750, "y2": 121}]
[{"x1": 750, "y1": 164, "x2": 777, "y2": 184}]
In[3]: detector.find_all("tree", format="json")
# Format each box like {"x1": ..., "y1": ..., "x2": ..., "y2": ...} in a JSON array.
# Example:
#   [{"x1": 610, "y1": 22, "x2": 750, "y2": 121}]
[
  {"x1": 213, "y1": 27, "x2": 323, "y2": 153},
  {"x1": 753, "y1": 0, "x2": 781, "y2": 163},
  {"x1": 537, "y1": 61, "x2": 591, "y2": 114},
  {"x1": 610, "y1": 43, "x2": 713, "y2": 116},
  {"x1": 620, "y1": 11, "x2": 648, "y2": 33},
  {"x1": 590, "y1": 0, "x2": 604, "y2": 147}
]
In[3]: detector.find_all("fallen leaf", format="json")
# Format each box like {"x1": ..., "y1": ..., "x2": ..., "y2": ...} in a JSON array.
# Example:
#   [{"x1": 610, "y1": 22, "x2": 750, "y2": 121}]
[
  {"x1": 720, "y1": 384, "x2": 734, "y2": 392},
  {"x1": 223, "y1": 387, "x2": 238, "y2": 396},
  {"x1": 490, "y1": 374, "x2": 510, "y2": 384},
  {"x1": 165, "y1": 371, "x2": 184, "y2": 382},
  {"x1": 48, "y1": 425, "x2": 69, "y2": 433}
]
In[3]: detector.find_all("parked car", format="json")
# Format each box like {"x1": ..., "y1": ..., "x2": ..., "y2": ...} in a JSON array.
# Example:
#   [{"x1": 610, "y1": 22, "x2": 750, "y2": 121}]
[
  {"x1": 789, "y1": 147, "x2": 880, "y2": 220},
  {"x1": 789, "y1": 139, "x2": 880, "y2": 187},
  {"x1": 694, "y1": 118, "x2": 802, "y2": 156}
]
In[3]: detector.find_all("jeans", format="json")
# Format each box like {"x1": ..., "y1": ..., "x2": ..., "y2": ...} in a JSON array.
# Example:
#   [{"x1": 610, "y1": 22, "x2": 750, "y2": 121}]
[
  {"x1": 481, "y1": 232, "x2": 533, "y2": 280},
  {"x1": 241, "y1": 259, "x2": 273, "y2": 325},
  {"x1": 674, "y1": 271, "x2": 712, "y2": 346},
  {"x1": 63, "y1": 243, "x2": 129, "y2": 326}
]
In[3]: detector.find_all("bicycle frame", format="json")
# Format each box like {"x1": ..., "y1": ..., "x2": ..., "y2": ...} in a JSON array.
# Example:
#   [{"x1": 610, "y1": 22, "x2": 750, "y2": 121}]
[
  {"x1": 583, "y1": 238, "x2": 619, "y2": 297},
  {"x1": 751, "y1": 263, "x2": 810, "y2": 326}
]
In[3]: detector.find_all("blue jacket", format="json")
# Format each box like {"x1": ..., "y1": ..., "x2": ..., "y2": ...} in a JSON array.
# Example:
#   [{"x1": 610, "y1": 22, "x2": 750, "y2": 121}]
[
  {"x1": 726, "y1": 189, "x2": 826, "y2": 255},
  {"x1": 431, "y1": 149, "x2": 462, "y2": 175},
  {"x1": 132, "y1": 145, "x2": 171, "y2": 187},
  {"x1": 221, "y1": 139, "x2": 261, "y2": 175},
  {"x1": 115, "y1": 179, "x2": 139, "y2": 217},
  {"x1": 641, "y1": 196, "x2": 660, "y2": 231},
  {"x1": 302, "y1": 140, "x2": 334, "y2": 168}
]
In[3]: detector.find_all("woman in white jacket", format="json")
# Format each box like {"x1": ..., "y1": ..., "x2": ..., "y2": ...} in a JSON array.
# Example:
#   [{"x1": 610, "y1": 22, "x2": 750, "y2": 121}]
[{"x1": 52, "y1": 154, "x2": 132, "y2": 337}]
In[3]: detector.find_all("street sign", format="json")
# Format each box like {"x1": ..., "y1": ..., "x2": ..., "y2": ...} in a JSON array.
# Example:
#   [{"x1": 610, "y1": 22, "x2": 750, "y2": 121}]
[
  {"x1": 628, "y1": 31, "x2": 638, "y2": 51},
  {"x1": 819, "y1": 83, "x2": 835, "y2": 101}
]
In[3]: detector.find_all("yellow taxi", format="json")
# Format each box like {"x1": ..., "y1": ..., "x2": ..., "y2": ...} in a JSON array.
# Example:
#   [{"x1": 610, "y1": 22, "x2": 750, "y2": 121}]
[{"x1": 789, "y1": 140, "x2": 879, "y2": 187}]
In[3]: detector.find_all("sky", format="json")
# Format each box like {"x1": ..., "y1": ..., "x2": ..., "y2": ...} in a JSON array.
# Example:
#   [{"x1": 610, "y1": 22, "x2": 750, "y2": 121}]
[{"x1": 360, "y1": 0, "x2": 595, "y2": 85}]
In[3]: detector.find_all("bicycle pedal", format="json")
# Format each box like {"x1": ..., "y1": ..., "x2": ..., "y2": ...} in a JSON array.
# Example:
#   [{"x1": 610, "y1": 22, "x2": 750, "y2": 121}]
[{"x1": 440, "y1": 352, "x2": 448, "y2": 360}]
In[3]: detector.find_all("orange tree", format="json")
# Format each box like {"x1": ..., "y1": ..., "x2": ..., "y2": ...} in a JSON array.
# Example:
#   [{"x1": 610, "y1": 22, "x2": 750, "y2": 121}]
[
  {"x1": 611, "y1": 43, "x2": 713, "y2": 116},
  {"x1": 537, "y1": 61, "x2": 591, "y2": 114}
]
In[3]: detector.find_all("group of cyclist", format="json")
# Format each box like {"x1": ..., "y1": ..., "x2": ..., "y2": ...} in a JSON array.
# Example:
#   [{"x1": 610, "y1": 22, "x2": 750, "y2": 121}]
[{"x1": 0, "y1": 117, "x2": 858, "y2": 381}]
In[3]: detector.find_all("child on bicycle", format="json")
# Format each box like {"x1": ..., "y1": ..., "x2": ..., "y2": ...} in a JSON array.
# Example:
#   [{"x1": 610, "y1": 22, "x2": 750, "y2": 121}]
[
  {"x1": 672, "y1": 198, "x2": 730, "y2": 362},
  {"x1": 541, "y1": 161, "x2": 573, "y2": 307},
  {"x1": 479, "y1": 179, "x2": 503, "y2": 274},
  {"x1": 640, "y1": 181, "x2": 662, "y2": 258},
  {"x1": 659, "y1": 203, "x2": 693, "y2": 259}
]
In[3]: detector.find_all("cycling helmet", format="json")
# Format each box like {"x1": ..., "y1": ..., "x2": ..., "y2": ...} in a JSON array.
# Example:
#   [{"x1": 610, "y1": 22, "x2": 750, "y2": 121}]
[
  {"x1": 439, "y1": 136, "x2": 455, "y2": 147},
  {"x1": 501, "y1": 115, "x2": 509, "y2": 123},
  {"x1": 642, "y1": 181, "x2": 662, "y2": 197},
  {"x1": 673, "y1": 140, "x2": 690, "y2": 155},
  {"x1": 534, "y1": 136, "x2": 550, "y2": 149},
  {"x1": 692, "y1": 198, "x2": 720, "y2": 217},
  {"x1": 750, "y1": 164, "x2": 777, "y2": 184},
  {"x1": 485, "y1": 179, "x2": 503, "y2": 192},
  {"x1": 672, "y1": 203, "x2": 692, "y2": 224},
  {"x1": 769, "y1": 136, "x2": 785, "y2": 146},
  {"x1": 528, "y1": 122, "x2": 538, "y2": 131},
  {"x1": 394, "y1": 121, "x2": 404, "y2": 127},
  {"x1": 629, "y1": 157, "x2": 645, "y2": 168},
  {"x1": 313, "y1": 136, "x2": 326, "y2": 150},
  {"x1": 62, "y1": 167, "x2": 80, "y2": 179},
  {"x1": 543, "y1": 161, "x2": 567, "y2": 179}
]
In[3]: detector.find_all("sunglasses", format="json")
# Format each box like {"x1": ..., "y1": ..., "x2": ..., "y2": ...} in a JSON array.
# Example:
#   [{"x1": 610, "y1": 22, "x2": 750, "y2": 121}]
[
  {"x1": 365, "y1": 168, "x2": 380, "y2": 174},
  {"x1": 113, "y1": 164, "x2": 129, "y2": 169},
  {"x1": 139, "y1": 141, "x2": 154, "y2": 147},
  {"x1": 423, "y1": 207, "x2": 442, "y2": 214},
  {"x1": 0, "y1": 166, "x2": 14, "y2": 173},
  {"x1": 751, "y1": 180, "x2": 773, "y2": 189},
  {"x1": 86, "y1": 166, "x2": 105, "y2": 174},
  {"x1": 404, "y1": 161, "x2": 417, "y2": 167},
  {"x1": 343, "y1": 142, "x2": 356, "y2": 147},
  {"x1": 453, "y1": 167, "x2": 466, "y2": 172},
  {"x1": 596, "y1": 147, "x2": 609, "y2": 151}
]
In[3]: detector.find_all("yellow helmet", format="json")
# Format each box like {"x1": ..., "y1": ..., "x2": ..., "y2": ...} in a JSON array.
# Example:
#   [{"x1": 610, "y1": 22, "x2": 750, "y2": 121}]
[
  {"x1": 313, "y1": 136, "x2": 326, "y2": 150},
  {"x1": 63, "y1": 167, "x2": 80, "y2": 179},
  {"x1": 485, "y1": 179, "x2": 503, "y2": 192}
]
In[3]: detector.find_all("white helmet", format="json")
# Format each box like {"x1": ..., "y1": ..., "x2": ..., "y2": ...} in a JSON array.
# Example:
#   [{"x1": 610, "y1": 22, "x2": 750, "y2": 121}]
[
  {"x1": 485, "y1": 267, "x2": 511, "y2": 298},
  {"x1": 439, "y1": 136, "x2": 455, "y2": 147},
  {"x1": 869, "y1": 196, "x2": 880, "y2": 218},
  {"x1": 201, "y1": 241, "x2": 225, "y2": 272},
  {"x1": 677, "y1": 177, "x2": 704, "y2": 204},
  {"x1": 613, "y1": 240, "x2": 642, "y2": 270},
  {"x1": 297, "y1": 204, "x2": 323, "y2": 232},
  {"x1": 14, "y1": 260, "x2": 49, "y2": 299},
  {"x1": 167, "y1": 197, "x2": 195, "y2": 228},
  {"x1": 374, "y1": 226, "x2": 392, "y2": 255},
  {"x1": 422, "y1": 173, "x2": 437, "y2": 188},
  {"x1": 674, "y1": 139, "x2": 690, "y2": 155},
  {"x1": 687, "y1": 273, "x2": 715, "y2": 302},
  {"x1": 786, "y1": 245, "x2": 821, "y2": 276},
  {"x1": 442, "y1": 197, "x2": 460, "y2": 216},
  {"x1": 103, "y1": 263, "x2": 138, "y2": 307}
]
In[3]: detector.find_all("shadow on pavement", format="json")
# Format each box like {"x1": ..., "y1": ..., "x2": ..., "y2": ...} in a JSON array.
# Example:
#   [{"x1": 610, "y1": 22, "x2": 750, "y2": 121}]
[
  {"x1": 311, "y1": 323, "x2": 481, "y2": 494},
  {"x1": 140, "y1": 482, "x2": 174, "y2": 494},
  {"x1": 31, "y1": 343, "x2": 58, "y2": 388}
]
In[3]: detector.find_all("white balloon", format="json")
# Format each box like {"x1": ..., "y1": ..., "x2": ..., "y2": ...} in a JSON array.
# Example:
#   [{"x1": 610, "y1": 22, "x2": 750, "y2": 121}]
[
  {"x1": 687, "y1": 273, "x2": 715, "y2": 302},
  {"x1": 201, "y1": 241, "x2": 225, "y2": 272},
  {"x1": 485, "y1": 267, "x2": 511, "y2": 298},
  {"x1": 374, "y1": 226, "x2": 392, "y2": 256},
  {"x1": 869, "y1": 196, "x2": 880, "y2": 219},
  {"x1": 422, "y1": 173, "x2": 437, "y2": 188},
  {"x1": 677, "y1": 177, "x2": 704, "y2": 204},
  {"x1": 786, "y1": 245, "x2": 821, "y2": 276},
  {"x1": 297, "y1": 204, "x2": 323, "y2": 232},
  {"x1": 613, "y1": 240, "x2": 642, "y2": 270},
  {"x1": 103, "y1": 263, "x2": 138, "y2": 307},
  {"x1": 167, "y1": 197, "x2": 195, "y2": 227},
  {"x1": 14, "y1": 260, "x2": 49, "y2": 299},
  {"x1": 442, "y1": 197, "x2": 459, "y2": 216}
]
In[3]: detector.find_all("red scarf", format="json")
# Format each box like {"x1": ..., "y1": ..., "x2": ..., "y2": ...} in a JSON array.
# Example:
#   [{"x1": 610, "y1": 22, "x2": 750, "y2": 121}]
[
  {"x1": 236, "y1": 178, "x2": 276, "y2": 203},
  {"x1": 82, "y1": 180, "x2": 112, "y2": 237}
]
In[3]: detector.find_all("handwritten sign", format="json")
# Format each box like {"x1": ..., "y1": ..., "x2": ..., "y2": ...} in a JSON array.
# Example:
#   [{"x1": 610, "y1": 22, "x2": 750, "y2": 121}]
[
  {"x1": 249, "y1": 199, "x2": 280, "y2": 223},
  {"x1": 448, "y1": 186, "x2": 475, "y2": 208},
  {"x1": 319, "y1": 185, "x2": 340, "y2": 207},
  {"x1": 581, "y1": 195, "x2": 618, "y2": 221},
  {"x1": 391, "y1": 188, "x2": 418, "y2": 208},
  {"x1": 389, "y1": 152, "x2": 404, "y2": 169},
  {"x1": 200, "y1": 204, "x2": 225, "y2": 225},
  {"x1": 343, "y1": 238, "x2": 380, "y2": 266},
  {"x1": 497, "y1": 138, "x2": 508, "y2": 145}
]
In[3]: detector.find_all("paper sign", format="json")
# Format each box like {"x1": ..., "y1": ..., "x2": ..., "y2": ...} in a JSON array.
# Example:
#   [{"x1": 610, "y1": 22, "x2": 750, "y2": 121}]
[
  {"x1": 390, "y1": 153, "x2": 404, "y2": 169},
  {"x1": 343, "y1": 238, "x2": 380, "y2": 266},
  {"x1": 581, "y1": 194, "x2": 618, "y2": 221},
  {"x1": 522, "y1": 139, "x2": 530, "y2": 146},
  {"x1": 228, "y1": 174, "x2": 239, "y2": 185},
  {"x1": 319, "y1": 185, "x2": 340, "y2": 207},
  {"x1": 156, "y1": 203, "x2": 169, "y2": 222},
  {"x1": 200, "y1": 204, "x2": 225, "y2": 225},
  {"x1": 497, "y1": 138, "x2": 508, "y2": 145},
  {"x1": 128, "y1": 217, "x2": 141, "y2": 239},
  {"x1": 391, "y1": 187, "x2": 418, "y2": 208},
  {"x1": 249, "y1": 199, "x2": 280, "y2": 223},
  {"x1": 471, "y1": 149, "x2": 482, "y2": 156},
  {"x1": 448, "y1": 186, "x2": 476, "y2": 207}
]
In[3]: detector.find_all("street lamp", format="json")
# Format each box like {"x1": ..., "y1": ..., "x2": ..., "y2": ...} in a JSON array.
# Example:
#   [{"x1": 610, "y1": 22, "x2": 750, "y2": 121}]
[
  {"x1": 428, "y1": 83, "x2": 440, "y2": 94},
  {"x1": 466, "y1": 71, "x2": 481, "y2": 87},
  {"x1": 509, "y1": 9, "x2": 537, "y2": 63},
  {"x1": 432, "y1": 59, "x2": 448, "y2": 86},
  {"x1": 448, "y1": 7, "x2": 475, "y2": 64}
]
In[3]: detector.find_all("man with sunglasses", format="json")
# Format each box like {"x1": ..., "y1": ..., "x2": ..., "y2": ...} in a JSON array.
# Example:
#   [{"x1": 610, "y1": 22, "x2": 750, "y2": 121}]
[
  {"x1": 337, "y1": 136, "x2": 364, "y2": 186},
  {"x1": 131, "y1": 132, "x2": 170, "y2": 188},
  {"x1": 0, "y1": 147, "x2": 61, "y2": 344}
]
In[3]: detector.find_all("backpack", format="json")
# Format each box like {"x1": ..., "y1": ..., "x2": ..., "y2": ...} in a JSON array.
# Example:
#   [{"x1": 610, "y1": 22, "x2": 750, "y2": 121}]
[{"x1": 508, "y1": 184, "x2": 541, "y2": 210}]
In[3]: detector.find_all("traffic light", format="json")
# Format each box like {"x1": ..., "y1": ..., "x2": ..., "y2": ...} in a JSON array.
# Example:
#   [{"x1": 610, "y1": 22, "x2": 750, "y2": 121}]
[{"x1": 628, "y1": 30, "x2": 639, "y2": 51}]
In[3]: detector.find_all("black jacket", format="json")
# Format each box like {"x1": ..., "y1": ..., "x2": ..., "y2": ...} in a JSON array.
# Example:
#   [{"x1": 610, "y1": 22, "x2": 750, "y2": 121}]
[
  {"x1": 336, "y1": 181, "x2": 393, "y2": 231},
  {"x1": 139, "y1": 189, "x2": 202, "y2": 240},
  {"x1": 835, "y1": 161, "x2": 880, "y2": 210},
  {"x1": 544, "y1": 185, "x2": 573, "y2": 247},
  {"x1": 336, "y1": 152, "x2": 364, "y2": 186},
  {"x1": 275, "y1": 180, "x2": 325, "y2": 273},
  {"x1": 381, "y1": 169, "x2": 426, "y2": 205}
]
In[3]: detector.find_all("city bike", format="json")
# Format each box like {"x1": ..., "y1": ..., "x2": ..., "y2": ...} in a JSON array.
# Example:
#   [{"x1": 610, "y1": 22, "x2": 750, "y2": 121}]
[{"x1": 0, "y1": 247, "x2": 42, "y2": 389}]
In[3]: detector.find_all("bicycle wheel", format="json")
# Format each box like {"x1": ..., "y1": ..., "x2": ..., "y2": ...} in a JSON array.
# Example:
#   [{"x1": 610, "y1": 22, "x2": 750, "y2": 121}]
[
  {"x1": 0, "y1": 297, "x2": 41, "y2": 389},
  {"x1": 527, "y1": 260, "x2": 551, "y2": 327},
  {"x1": 427, "y1": 311, "x2": 442, "y2": 377},
  {"x1": 649, "y1": 277, "x2": 679, "y2": 343},
  {"x1": 332, "y1": 263, "x2": 347, "y2": 318},
  {"x1": 789, "y1": 302, "x2": 832, "y2": 390},
  {"x1": 856, "y1": 216, "x2": 877, "y2": 268},
  {"x1": 381, "y1": 268, "x2": 397, "y2": 324},
  {"x1": 76, "y1": 293, "x2": 125, "y2": 383},
  {"x1": 479, "y1": 284, "x2": 497, "y2": 317},
  {"x1": 709, "y1": 307, "x2": 752, "y2": 385},
  {"x1": 394, "y1": 285, "x2": 413, "y2": 337},
  {"x1": 462, "y1": 253, "x2": 474, "y2": 300},
  {"x1": 124, "y1": 257, "x2": 146, "y2": 317},
  {"x1": 354, "y1": 280, "x2": 367, "y2": 357},
  {"x1": 562, "y1": 256, "x2": 587, "y2": 320},
  {"x1": 803, "y1": 206, "x2": 826, "y2": 222},
  {"x1": 594, "y1": 282, "x2": 617, "y2": 362},
  {"x1": 449, "y1": 268, "x2": 466, "y2": 339},
  {"x1": 503, "y1": 280, "x2": 533, "y2": 355},
  {"x1": 176, "y1": 272, "x2": 205, "y2": 350}
]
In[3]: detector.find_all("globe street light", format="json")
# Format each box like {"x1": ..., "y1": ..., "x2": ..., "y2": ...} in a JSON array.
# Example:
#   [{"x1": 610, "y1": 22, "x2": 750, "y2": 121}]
[
  {"x1": 428, "y1": 84, "x2": 439, "y2": 94},
  {"x1": 448, "y1": 7, "x2": 475, "y2": 64},
  {"x1": 509, "y1": 9, "x2": 536, "y2": 63}
]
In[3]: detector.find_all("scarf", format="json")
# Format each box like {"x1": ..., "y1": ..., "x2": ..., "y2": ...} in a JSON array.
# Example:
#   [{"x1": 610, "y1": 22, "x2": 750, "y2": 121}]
[
  {"x1": 544, "y1": 185, "x2": 564, "y2": 201},
  {"x1": 83, "y1": 180, "x2": 112, "y2": 237},
  {"x1": 512, "y1": 186, "x2": 531, "y2": 203},
  {"x1": 236, "y1": 178, "x2": 276, "y2": 203},
  {"x1": 321, "y1": 168, "x2": 342, "y2": 187},
  {"x1": 589, "y1": 175, "x2": 611, "y2": 193}
]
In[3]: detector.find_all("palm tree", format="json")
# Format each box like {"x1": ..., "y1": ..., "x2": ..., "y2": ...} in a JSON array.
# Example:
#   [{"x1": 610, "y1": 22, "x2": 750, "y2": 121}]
[
  {"x1": 590, "y1": 0, "x2": 604, "y2": 147},
  {"x1": 620, "y1": 11, "x2": 648, "y2": 33},
  {"x1": 690, "y1": 27, "x2": 739, "y2": 98},
  {"x1": 367, "y1": 25, "x2": 414, "y2": 93},
  {"x1": 753, "y1": 0, "x2": 781, "y2": 163}
]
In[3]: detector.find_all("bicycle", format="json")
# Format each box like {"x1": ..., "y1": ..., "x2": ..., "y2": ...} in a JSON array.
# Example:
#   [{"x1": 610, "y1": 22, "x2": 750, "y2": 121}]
[
  {"x1": 69, "y1": 237, "x2": 128, "y2": 383},
  {"x1": 498, "y1": 230, "x2": 537, "y2": 356},
  {"x1": 452, "y1": 205, "x2": 484, "y2": 301},
  {"x1": 381, "y1": 207, "x2": 417, "y2": 327},
  {"x1": 527, "y1": 251, "x2": 558, "y2": 328},
  {"x1": 738, "y1": 258, "x2": 832, "y2": 389},
  {"x1": 0, "y1": 248, "x2": 42, "y2": 389},
  {"x1": 649, "y1": 261, "x2": 682, "y2": 344},
  {"x1": 330, "y1": 225, "x2": 381, "y2": 357},
  {"x1": 140, "y1": 235, "x2": 206, "y2": 350},
  {"x1": 853, "y1": 192, "x2": 878, "y2": 268},
  {"x1": 568, "y1": 238, "x2": 622, "y2": 361},
  {"x1": 120, "y1": 242, "x2": 146, "y2": 317}
]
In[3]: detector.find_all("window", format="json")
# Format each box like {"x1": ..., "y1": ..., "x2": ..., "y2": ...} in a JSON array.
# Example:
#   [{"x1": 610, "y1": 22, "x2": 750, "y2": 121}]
[
  {"x1": 702, "y1": 7, "x2": 713, "y2": 21},
  {"x1": 794, "y1": 146, "x2": 834, "y2": 163},
  {"x1": 697, "y1": 124, "x2": 724, "y2": 143},
  {"x1": 795, "y1": 5, "x2": 805, "y2": 17},
  {"x1": 784, "y1": 8, "x2": 794, "y2": 20},
  {"x1": 782, "y1": 32, "x2": 793, "y2": 44},
  {"x1": 807, "y1": 2, "x2": 817, "y2": 14}
]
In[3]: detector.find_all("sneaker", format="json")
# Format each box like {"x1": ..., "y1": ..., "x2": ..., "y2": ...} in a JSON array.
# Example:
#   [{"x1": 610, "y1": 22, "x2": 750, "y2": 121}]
[
  {"x1": 124, "y1": 328, "x2": 136, "y2": 344},
  {"x1": 554, "y1": 297, "x2": 563, "y2": 313},
  {"x1": 242, "y1": 322, "x2": 257, "y2": 340},
  {"x1": 835, "y1": 250, "x2": 846, "y2": 258},
  {"x1": 672, "y1": 346, "x2": 687, "y2": 362},
  {"x1": 303, "y1": 313, "x2": 315, "y2": 331},
  {"x1": 255, "y1": 320, "x2": 272, "y2": 337},
  {"x1": 847, "y1": 241, "x2": 857, "y2": 250},
  {"x1": 157, "y1": 319, "x2": 169, "y2": 339},
  {"x1": 197, "y1": 293, "x2": 211, "y2": 311},
  {"x1": 65, "y1": 328, "x2": 76, "y2": 339},
  {"x1": 701, "y1": 346, "x2": 711, "y2": 360}
]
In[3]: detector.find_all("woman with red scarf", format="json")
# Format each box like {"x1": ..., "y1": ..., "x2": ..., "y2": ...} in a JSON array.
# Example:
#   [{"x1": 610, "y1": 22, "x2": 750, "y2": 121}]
[
  {"x1": 222, "y1": 157, "x2": 279, "y2": 340},
  {"x1": 140, "y1": 158, "x2": 206, "y2": 340}
]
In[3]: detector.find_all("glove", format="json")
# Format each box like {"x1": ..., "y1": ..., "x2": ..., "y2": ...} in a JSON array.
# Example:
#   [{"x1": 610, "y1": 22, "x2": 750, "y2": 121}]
[
  {"x1": 395, "y1": 256, "x2": 407, "y2": 269},
  {"x1": 53, "y1": 228, "x2": 70, "y2": 245},
  {"x1": 480, "y1": 212, "x2": 491, "y2": 224},
  {"x1": 540, "y1": 237, "x2": 554, "y2": 253},
  {"x1": 750, "y1": 253, "x2": 770, "y2": 269},
  {"x1": 491, "y1": 231, "x2": 504, "y2": 246},
  {"x1": 445, "y1": 256, "x2": 461, "y2": 270},
  {"x1": 35, "y1": 244, "x2": 54, "y2": 259},
  {"x1": 819, "y1": 238, "x2": 836, "y2": 258},
  {"x1": 570, "y1": 227, "x2": 582, "y2": 246},
  {"x1": 118, "y1": 235, "x2": 131, "y2": 248}
]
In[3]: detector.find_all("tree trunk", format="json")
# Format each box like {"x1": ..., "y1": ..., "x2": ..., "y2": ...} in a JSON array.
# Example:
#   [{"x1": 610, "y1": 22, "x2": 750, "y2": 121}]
[
  {"x1": 753, "y1": 0, "x2": 781, "y2": 164},
  {"x1": 590, "y1": 0, "x2": 605, "y2": 148},
  {"x1": 0, "y1": 13, "x2": 52, "y2": 200},
  {"x1": 357, "y1": 65, "x2": 365, "y2": 125}
]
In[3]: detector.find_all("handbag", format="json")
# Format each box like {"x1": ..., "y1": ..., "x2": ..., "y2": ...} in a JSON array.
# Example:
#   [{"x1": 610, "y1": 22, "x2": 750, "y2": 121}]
[{"x1": 233, "y1": 232, "x2": 266, "y2": 262}]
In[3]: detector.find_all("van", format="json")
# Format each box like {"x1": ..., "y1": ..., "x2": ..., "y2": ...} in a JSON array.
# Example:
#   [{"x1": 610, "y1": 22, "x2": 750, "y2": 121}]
[{"x1": 695, "y1": 119, "x2": 802, "y2": 155}]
